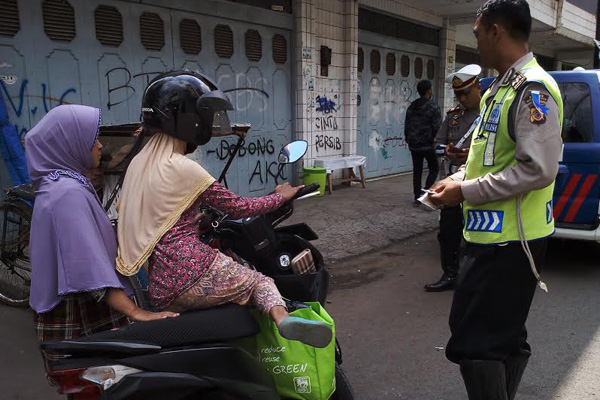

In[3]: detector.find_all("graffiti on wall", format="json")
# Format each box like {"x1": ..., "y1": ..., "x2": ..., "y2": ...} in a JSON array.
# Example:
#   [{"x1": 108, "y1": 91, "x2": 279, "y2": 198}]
[
  {"x1": 315, "y1": 116, "x2": 338, "y2": 131},
  {"x1": 314, "y1": 94, "x2": 340, "y2": 134},
  {"x1": 362, "y1": 76, "x2": 416, "y2": 162},
  {"x1": 249, "y1": 160, "x2": 286, "y2": 185},
  {"x1": 383, "y1": 134, "x2": 408, "y2": 149},
  {"x1": 0, "y1": 62, "x2": 16, "y2": 86},
  {"x1": 1, "y1": 78, "x2": 78, "y2": 138},
  {"x1": 105, "y1": 67, "x2": 165, "y2": 110},
  {"x1": 315, "y1": 135, "x2": 341, "y2": 153},
  {"x1": 207, "y1": 137, "x2": 275, "y2": 161},
  {"x1": 315, "y1": 95, "x2": 337, "y2": 113},
  {"x1": 104, "y1": 66, "x2": 279, "y2": 185},
  {"x1": 1, "y1": 74, "x2": 17, "y2": 85},
  {"x1": 205, "y1": 137, "x2": 285, "y2": 185},
  {"x1": 368, "y1": 130, "x2": 408, "y2": 160},
  {"x1": 217, "y1": 73, "x2": 270, "y2": 113}
]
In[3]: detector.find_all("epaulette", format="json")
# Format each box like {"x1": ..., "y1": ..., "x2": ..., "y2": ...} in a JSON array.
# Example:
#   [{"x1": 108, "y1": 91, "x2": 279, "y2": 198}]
[
  {"x1": 511, "y1": 72, "x2": 527, "y2": 91},
  {"x1": 446, "y1": 106, "x2": 461, "y2": 114},
  {"x1": 500, "y1": 68, "x2": 527, "y2": 91}
]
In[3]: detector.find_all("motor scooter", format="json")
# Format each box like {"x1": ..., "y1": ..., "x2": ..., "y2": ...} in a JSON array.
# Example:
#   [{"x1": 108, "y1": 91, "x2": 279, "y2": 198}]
[{"x1": 40, "y1": 131, "x2": 354, "y2": 400}]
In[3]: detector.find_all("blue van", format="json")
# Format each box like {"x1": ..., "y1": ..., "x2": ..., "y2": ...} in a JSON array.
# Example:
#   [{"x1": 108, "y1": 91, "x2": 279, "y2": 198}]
[{"x1": 481, "y1": 70, "x2": 600, "y2": 242}]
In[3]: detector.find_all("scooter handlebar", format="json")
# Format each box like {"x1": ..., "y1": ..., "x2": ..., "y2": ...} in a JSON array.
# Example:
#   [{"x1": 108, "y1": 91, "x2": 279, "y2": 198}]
[{"x1": 293, "y1": 183, "x2": 320, "y2": 200}]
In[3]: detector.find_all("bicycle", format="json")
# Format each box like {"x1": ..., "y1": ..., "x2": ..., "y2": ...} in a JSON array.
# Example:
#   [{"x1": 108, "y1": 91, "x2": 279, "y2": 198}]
[{"x1": 0, "y1": 184, "x2": 33, "y2": 306}]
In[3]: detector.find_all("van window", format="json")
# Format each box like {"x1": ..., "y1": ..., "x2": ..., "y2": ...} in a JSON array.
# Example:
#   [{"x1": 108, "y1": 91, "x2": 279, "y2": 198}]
[{"x1": 559, "y1": 82, "x2": 593, "y2": 143}]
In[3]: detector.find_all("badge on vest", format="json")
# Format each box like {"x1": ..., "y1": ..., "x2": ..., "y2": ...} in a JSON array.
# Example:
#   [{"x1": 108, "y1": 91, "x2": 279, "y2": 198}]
[
  {"x1": 526, "y1": 90, "x2": 549, "y2": 125},
  {"x1": 483, "y1": 103, "x2": 502, "y2": 133},
  {"x1": 466, "y1": 210, "x2": 504, "y2": 233},
  {"x1": 482, "y1": 103, "x2": 502, "y2": 166}
]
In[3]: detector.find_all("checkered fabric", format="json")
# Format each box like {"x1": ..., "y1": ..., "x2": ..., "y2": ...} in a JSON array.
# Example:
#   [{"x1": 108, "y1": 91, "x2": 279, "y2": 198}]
[{"x1": 34, "y1": 292, "x2": 129, "y2": 342}]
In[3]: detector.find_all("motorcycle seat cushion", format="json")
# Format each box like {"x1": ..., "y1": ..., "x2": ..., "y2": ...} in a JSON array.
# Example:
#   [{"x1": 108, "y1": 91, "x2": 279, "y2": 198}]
[{"x1": 78, "y1": 304, "x2": 259, "y2": 348}]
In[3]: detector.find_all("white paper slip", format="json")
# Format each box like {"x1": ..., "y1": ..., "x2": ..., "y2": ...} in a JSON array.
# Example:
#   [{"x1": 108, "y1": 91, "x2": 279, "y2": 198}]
[{"x1": 417, "y1": 192, "x2": 441, "y2": 210}]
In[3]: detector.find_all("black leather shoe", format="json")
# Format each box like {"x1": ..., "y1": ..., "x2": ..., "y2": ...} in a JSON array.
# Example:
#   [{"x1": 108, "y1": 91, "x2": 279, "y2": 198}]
[{"x1": 424, "y1": 273, "x2": 456, "y2": 292}]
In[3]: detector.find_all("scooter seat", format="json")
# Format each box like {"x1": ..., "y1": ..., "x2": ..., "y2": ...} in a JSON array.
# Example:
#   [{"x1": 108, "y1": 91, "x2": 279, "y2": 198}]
[{"x1": 79, "y1": 304, "x2": 259, "y2": 348}]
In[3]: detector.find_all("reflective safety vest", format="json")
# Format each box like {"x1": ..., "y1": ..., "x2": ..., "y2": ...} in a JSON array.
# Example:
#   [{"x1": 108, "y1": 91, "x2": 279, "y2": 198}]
[{"x1": 463, "y1": 58, "x2": 563, "y2": 244}]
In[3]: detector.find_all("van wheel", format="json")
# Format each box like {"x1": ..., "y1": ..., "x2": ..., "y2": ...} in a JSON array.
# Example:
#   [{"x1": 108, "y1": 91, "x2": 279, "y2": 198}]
[{"x1": 331, "y1": 364, "x2": 355, "y2": 400}]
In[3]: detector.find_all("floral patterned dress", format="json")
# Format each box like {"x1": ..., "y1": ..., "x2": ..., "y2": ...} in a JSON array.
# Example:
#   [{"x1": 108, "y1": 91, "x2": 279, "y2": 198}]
[{"x1": 149, "y1": 182, "x2": 285, "y2": 311}]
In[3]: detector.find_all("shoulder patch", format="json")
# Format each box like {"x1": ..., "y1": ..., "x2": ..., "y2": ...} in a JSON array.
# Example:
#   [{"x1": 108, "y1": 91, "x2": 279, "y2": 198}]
[{"x1": 525, "y1": 91, "x2": 549, "y2": 125}]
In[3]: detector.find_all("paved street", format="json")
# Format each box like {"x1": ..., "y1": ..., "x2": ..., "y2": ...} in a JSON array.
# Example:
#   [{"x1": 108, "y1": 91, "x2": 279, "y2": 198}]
[
  {"x1": 286, "y1": 174, "x2": 439, "y2": 264},
  {"x1": 1, "y1": 178, "x2": 599, "y2": 399},
  {"x1": 326, "y1": 233, "x2": 600, "y2": 400},
  {"x1": 3, "y1": 231, "x2": 600, "y2": 399}
]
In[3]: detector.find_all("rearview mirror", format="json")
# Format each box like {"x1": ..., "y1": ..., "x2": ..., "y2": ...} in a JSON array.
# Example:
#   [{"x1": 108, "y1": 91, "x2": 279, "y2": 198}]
[{"x1": 278, "y1": 141, "x2": 308, "y2": 164}]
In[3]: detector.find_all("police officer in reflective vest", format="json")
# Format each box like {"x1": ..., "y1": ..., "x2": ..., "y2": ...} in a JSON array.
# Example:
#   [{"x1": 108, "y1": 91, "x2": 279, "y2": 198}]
[
  {"x1": 425, "y1": 64, "x2": 482, "y2": 292},
  {"x1": 430, "y1": 1, "x2": 563, "y2": 399}
]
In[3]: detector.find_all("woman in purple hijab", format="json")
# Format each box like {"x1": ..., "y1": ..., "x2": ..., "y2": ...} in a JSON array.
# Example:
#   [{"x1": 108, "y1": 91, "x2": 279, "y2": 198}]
[{"x1": 25, "y1": 105, "x2": 177, "y2": 342}]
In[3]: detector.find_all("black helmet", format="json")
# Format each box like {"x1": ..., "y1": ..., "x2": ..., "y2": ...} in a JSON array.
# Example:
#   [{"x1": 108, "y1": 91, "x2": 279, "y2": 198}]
[{"x1": 141, "y1": 71, "x2": 234, "y2": 145}]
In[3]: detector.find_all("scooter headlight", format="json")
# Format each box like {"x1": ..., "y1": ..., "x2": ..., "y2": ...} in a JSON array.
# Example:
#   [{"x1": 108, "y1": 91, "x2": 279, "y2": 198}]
[{"x1": 81, "y1": 365, "x2": 143, "y2": 390}]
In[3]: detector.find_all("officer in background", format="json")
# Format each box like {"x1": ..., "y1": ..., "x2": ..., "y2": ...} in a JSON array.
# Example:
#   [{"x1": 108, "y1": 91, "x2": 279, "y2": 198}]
[
  {"x1": 424, "y1": 64, "x2": 482, "y2": 292},
  {"x1": 430, "y1": 0, "x2": 563, "y2": 399}
]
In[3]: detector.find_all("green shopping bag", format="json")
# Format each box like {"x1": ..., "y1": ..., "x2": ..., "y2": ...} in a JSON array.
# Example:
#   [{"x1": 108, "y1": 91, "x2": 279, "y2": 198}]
[{"x1": 249, "y1": 302, "x2": 336, "y2": 400}]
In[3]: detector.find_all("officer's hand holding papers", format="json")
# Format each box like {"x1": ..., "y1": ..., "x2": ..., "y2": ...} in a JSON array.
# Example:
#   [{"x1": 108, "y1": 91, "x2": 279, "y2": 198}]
[{"x1": 429, "y1": 178, "x2": 465, "y2": 208}]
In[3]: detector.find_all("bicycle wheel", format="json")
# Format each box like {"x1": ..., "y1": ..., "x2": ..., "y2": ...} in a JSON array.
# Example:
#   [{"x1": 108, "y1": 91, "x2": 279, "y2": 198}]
[{"x1": 0, "y1": 201, "x2": 32, "y2": 307}]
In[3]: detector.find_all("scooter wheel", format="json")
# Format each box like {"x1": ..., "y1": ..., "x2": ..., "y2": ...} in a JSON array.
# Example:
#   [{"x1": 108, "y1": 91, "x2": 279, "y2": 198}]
[{"x1": 331, "y1": 364, "x2": 355, "y2": 400}]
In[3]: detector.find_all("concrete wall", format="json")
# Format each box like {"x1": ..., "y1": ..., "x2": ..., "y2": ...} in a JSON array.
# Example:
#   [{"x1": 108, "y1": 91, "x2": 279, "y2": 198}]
[
  {"x1": 567, "y1": 0, "x2": 598, "y2": 14},
  {"x1": 358, "y1": 0, "x2": 444, "y2": 28},
  {"x1": 561, "y1": 1, "x2": 596, "y2": 42},
  {"x1": 293, "y1": 0, "x2": 456, "y2": 174},
  {"x1": 293, "y1": 0, "x2": 359, "y2": 171},
  {"x1": 290, "y1": 0, "x2": 596, "y2": 176},
  {"x1": 3, "y1": 0, "x2": 596, "y2": 187},
  {"x1": 529, "y1": 0, "x2": 559, "y2": 27}
]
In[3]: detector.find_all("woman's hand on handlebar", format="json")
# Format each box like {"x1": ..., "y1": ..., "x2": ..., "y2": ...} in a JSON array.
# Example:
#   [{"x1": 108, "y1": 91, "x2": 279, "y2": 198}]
[{"x1": 274, "y1": 182, "x2": 304, "y2": 202}]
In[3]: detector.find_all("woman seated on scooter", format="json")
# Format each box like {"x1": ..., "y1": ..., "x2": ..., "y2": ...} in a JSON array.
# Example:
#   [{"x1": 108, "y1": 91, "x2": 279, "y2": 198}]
[
  {"x1": 116, "y1": 71, "x2": 331, "y2": 348},
  {"x1": 25, "y1": 105, "x2": 178, "y2": 342}
]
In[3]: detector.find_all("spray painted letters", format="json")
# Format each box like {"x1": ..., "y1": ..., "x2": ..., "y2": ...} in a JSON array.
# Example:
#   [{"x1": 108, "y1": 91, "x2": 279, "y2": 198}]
[
  {"x1": 1, "y1": 78, "x2": 77, "y2": 138},
  {"x1": 314, "y1": 94, "x2": 340, "y2": 134},
  {"x1": 315, "y1": 135, "x2": 341, "y2": 153},
  {"x1": 206, "y1": 137, "x2": 284, "y2": 185}
]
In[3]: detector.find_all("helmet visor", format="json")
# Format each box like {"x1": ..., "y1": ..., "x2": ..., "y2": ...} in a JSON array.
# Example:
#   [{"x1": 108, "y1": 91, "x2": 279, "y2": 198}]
[{"x1": 211, "y1": 111, "x2": 233, "y2": 136}]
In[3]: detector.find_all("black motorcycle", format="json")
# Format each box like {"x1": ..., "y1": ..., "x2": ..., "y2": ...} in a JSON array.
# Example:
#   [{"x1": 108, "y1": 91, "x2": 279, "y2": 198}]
[{"x1": 40, "y1": 137, "x2": 354, "y2": 400}]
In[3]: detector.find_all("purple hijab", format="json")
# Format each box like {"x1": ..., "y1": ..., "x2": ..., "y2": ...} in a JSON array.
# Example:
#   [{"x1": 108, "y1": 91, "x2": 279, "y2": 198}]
[{"x1": 26, "y1": 105, "x2": 129, "y2": 313}]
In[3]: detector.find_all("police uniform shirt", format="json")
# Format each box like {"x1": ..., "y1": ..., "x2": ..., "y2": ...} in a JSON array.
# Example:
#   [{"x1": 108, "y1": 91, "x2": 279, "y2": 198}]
[
  {"x1": 435, "y1": 106, "x2": 479, "y2": 165},
  {"x1": 451, "y1": 52, "x2": 562, "y2": 205}
]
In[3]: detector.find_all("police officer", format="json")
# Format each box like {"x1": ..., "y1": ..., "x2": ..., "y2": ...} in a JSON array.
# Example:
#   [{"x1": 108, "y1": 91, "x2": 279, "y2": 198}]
[
  {"x1": 424, "y1": 64, "x2": 482, "y2": 292},
  {"x1": 430, "y1": 1, "x2": 563, "y2": 399}
]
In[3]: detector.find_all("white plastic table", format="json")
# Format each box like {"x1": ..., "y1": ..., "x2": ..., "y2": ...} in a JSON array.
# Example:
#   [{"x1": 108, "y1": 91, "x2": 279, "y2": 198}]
[{"x1": 314, "y1": 156, "x2": 367, "y2": 194}]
